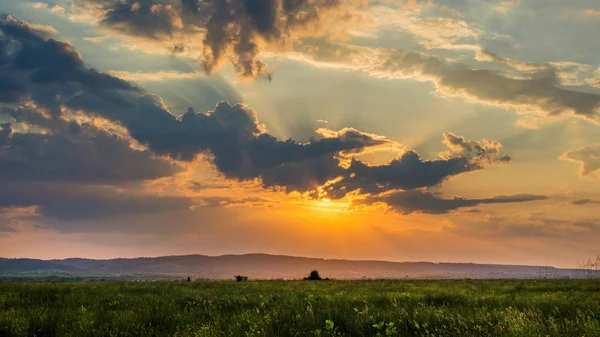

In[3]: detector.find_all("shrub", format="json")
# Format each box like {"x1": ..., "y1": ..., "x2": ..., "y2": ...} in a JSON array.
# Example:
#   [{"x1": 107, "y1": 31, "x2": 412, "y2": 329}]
[
  {"x1": 234, "y1": 275, "x2": 248, "y2": 282},
  {"x1": 304, "y1": 270, "x2": 324, "y2": 281}
]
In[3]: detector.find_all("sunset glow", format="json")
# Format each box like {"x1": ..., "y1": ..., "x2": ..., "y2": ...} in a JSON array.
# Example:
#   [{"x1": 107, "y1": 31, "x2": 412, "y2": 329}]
[{"x1": 0, "y1": 0, "x2": 599, "y2": 268}]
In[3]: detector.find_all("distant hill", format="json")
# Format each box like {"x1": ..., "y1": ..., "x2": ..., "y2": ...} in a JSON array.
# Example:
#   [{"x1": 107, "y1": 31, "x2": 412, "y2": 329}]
[{"x1": 0, "y1": 254, "x2": 584, "y2": 280}]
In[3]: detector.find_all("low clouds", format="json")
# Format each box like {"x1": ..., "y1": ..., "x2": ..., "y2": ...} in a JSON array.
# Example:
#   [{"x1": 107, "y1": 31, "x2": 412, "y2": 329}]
[
  {"x1": 561, "y1": 145, "x2": 600, "y2": 177},
  {"x1": 571, "y1": 199, "x2": 600, "y2": 206},
  {"x1": 0, "y1": 182, "x2": 193, "y2": 222},
  {"x1": 0, "y1": 105, "x2": 187, "y2": 222},
  {"x1": 355, "y1": 191, "x2": 547, "y2": 215},
  {"x1": 196, "y1": 196, "x2": 272, "y2": 208},
  {"x1": 324, "y1": 132, "x2": 511, "y2": 199},
  {"x1": 445, "y1": 211, "x2": 600, "y2": 244},
  {"x1": 326, "y1": 135, "x2": 542, "y2": 215}
]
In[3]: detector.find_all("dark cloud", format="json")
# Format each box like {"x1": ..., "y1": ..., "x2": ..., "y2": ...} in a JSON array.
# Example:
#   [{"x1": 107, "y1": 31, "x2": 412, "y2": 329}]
[
  {"x1": 0, "y1": 49, "x2": 184, "y2": 223},
  {"x1": 190, "y1": 0, "x2": 352, "y2": 78},
  {"x1": 0, "y1": 225, "x2": 16, "y2": 233},
  {"x1": 335, "y1": 153, "x2": 473, "y2": 194},
  {"x1": 0, "y1": 122, "x2": 10, "y2": 146},
  {"x1": 0, "y1": 107, "x2": 179, "y2": 184},
  {"x1": 197, "y1": 196, "x2": 273, "y2": 208},
  {"x1": 0, "y1": 17, "x2": 389, "y2": 191},
  {"x1": 78, "y1": 0, "x2": 363, "y2": 79},
  {"x1": 0, "y1": 182, "x2": 192, "y2": 222},
  {"x1": 0, "y1": 216, "x2": 17, "y2": 232},
  {"x1": 356, "y1": 191, "x2": 547, "y2": 215},
  {"x1": 117, "y1": 101, "x2": 391, "y2": 190},
  {"x1": 170, "y1": 42, "x2": 185, "y2": 55},
  {"x1": 261, "y1": 155, "x2": 344, "y2": 192},
  {"x1": 0, "y1": 16, "x2": 507, "y2": 197},
  {"x1": 0, "y1": 14, "x2": 141, "y2": 116},
  {"x1": 101, "y1": 0, "x2": 184, "y2": 39},
  {"x1": 0, "y1": 16, "x2": 544, "y2": 220},
  {"x1": 571, "y1": 199, "x2": 600, "y2": 206},
  {"x1": 325, "y1": 132, "x2": 510, "y2": 198}
]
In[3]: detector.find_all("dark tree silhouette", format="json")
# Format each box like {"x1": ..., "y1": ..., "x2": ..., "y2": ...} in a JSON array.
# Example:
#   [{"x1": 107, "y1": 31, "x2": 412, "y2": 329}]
[
  {"x1": 304, "y1": 270, "x2": 324, "y2": 280},
  {"x1": 235, "y1": 275, "x2": 249, "y2": 282}
]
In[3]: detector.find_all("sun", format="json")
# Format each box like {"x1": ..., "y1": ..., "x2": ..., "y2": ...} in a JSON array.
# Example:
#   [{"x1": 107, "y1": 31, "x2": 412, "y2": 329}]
[{"x1": 307, "y1": 197, "x2": 352, "y2": 214}]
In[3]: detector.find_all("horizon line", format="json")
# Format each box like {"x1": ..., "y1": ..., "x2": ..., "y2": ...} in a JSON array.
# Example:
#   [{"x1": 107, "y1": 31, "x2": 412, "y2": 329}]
[{"x1": 0, "y1": 252, "x2": 575, "y2": 270}]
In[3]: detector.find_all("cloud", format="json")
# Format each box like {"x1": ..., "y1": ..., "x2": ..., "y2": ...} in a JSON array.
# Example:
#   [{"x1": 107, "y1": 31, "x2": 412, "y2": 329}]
[
  {"x1": 75, "y1": 0, "x2": 370, "y2": 79},
  {"x1": 0, "y1": 181, "x2": 193, "y2": 222},
  {"x1": 0, "y1": 108, "x2": 179, "y2": 184},
  {"x1": 0, "y1": 106, "x2": 187, "y2": 222},
  {"x1": 356, "y1": 191, "x2": 547, "y2": 215},
  {"x1": 0, "y1": 16, "x2": 393, "y2": 198},
  {"x1": 100, "y1": 0, "x2": 184, "y2": 39},
  {"x1": 0, "y1": 14, "x2": 141, "y2": 116},
  {"x1": 127, "y1": 102, "x2": 394, "y2": 192},
  {"x1": 0, "y1": 16, "x2": 390, "y2": 186},
  {"x1": 368, "y1": 5, "x2": 481, "y2": 51},
  {"x1": 0, "y1": 223, "x2": 16, "y2": 233},
  {"x1": 0, "y1": 206, "x2": 39, "y2": 233},
  {"x1": 0, "y1": 17, "x2": 199, "y2": 222},
  {"x1": 324, "y1": 132, "x2": 510, "y2": 198},
  {"x1": 561, "y1": 145, "x2": 600, "y2": 176},
  {"x1": 108, "y1": 70, "x2": 206, "y2": 81},
  {"x1": 0, "y1": 16, "x2": 543, "y2": 217},
  {"x1": 448, "y1": 213, "x2": 600, "y2": 240},
  {"x1": 0, "y1": 15, "x2": 389, "y2": 199},
  {"x1": 571, "y1": 199, "x2": 600, "y2": 206},
  {"x1": 261, "y1": 155, "x2": 345, "y2": 192},
  {"x1": 196, "y1": 196, "x2": 273, "y2": 208},
  {"x1": 296, "y1": 42, "x2": 600, "y2": 122},
  {"x1": 476, "y1": 50, "x2": 598, "y2": 89},
  {"x1": 0, "y1": 225, "x2": 16, "y2": 233},
  {"x1": 475, "y1": 49, "x2": 550, "y2": 72}
]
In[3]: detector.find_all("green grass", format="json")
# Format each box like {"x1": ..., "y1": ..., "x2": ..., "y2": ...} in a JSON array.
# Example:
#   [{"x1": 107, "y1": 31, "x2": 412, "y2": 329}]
[{"x1": 1, "y1": 279, "x2": 600, "y2": 336}]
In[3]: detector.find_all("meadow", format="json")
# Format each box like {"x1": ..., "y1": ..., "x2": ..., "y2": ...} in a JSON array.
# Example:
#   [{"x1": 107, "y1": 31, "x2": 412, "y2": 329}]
[{"x1": 1, "y1": 279, "x2": 600, "y2": 336}]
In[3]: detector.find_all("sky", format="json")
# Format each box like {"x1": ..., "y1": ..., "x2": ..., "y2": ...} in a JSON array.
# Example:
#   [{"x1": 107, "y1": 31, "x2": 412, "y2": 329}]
[{"x1": 0, "y1": 0, "x2": 599, "y2": 268}]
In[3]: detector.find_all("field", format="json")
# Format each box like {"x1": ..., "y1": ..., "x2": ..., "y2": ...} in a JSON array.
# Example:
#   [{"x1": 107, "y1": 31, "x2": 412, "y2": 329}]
[{"x1": 1, "y1": 279, "x2": 600, "y2": 337}]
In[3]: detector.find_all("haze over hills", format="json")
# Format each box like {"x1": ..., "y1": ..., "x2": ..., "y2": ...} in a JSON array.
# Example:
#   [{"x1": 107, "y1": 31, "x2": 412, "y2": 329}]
[{"x1": 0, "y1": 254, "x2": 588, "y2": 280}]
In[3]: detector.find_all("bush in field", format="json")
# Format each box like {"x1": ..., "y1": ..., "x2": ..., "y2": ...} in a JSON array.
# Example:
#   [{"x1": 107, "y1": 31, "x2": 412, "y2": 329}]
[
  {"x1": 304, "y1": 270, "x2": 324, "y2": 280},
  {"x1": 234, "y1": 275, "x2": 248, "y2": 282}
]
